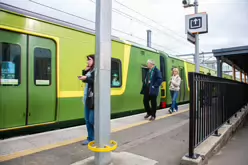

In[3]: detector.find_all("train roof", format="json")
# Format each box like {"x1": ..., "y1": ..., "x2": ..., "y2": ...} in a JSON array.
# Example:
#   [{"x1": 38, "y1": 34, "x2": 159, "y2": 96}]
[{"x1": 165, "y1": 54, "x2": 220, "y2": 73}]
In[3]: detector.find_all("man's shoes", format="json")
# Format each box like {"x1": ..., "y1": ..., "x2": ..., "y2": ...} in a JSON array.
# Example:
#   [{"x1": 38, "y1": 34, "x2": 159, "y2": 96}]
[
  {"x1": 144, "y1": 114, "x2": 150, "y2": 119},
  {"x1": 149, "y1": 116, "x2": 155, "y2": 121},
  {"x1": 168, "y1": 108, "x2": 173, "y2": 114}
]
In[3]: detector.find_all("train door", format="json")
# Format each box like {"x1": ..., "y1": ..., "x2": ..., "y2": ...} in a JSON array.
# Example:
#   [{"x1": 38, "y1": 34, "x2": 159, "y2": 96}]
[
  {"x1": 0, "y1": 30, "x2": 27, "y2": 129},
  {"x1": 0, "y1": 29, "x2": 57, "y2": 129},
  {"x1": 178, "y1": 67, "x2": 185, "y2": 102},
  {"x1": 159, "y1": 55, "x2": 166, "y2": 108},
  {"x1": 27, "y1": 36, "x2": 56, "y2": 125}
]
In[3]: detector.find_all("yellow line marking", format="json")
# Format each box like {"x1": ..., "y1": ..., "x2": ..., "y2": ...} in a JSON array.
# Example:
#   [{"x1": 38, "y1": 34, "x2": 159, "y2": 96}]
[
  {"x1": 0, "y1": 108, "x2": 189, "y2": 162},
  {"x1": 0, "y1": 136, "x2": 87, "y2": 162}
]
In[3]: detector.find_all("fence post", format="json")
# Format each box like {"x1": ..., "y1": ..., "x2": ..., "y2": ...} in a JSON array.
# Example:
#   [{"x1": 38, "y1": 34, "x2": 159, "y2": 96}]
[
  {"x1": 214, "y1": 130, "x2": 221, "y2": 137},
  {"x1": 187, "y1": 73, "x2": 200, "y2": 159},
  {"x1": 227, "y1": 120, "x2": 231, "y2": 125}
]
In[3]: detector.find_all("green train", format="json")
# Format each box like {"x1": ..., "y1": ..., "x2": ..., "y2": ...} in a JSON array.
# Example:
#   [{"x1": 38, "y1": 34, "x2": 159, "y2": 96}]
[{"x1": 0, "y1": 7, "x2": 233, "y2": 136}]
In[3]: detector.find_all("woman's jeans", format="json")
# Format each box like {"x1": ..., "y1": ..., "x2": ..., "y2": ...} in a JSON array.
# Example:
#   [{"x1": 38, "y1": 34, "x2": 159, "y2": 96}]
[
  {"x1": 84, "y1": 105, "x2": 94, "y2": 142},
  {"x1": 170, "y1": 90, "x2": 179, "y2": 111}
]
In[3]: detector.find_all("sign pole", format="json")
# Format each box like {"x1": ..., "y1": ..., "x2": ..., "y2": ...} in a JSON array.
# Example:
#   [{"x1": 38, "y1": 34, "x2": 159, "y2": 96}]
[
  {"x1": 185, "y1": 2, "x2": 207, "y2": 70},
  {"x1": 194, "y1": 0, "x2": 200, "y2": 73},
  {"x1": 95, "y1": 0, "x2": 112, "y2": 164}
]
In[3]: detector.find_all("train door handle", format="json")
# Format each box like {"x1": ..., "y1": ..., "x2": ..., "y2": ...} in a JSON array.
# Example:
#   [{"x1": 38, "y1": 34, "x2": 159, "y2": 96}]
[{"x1": 28, "y1": 112, "x2": 31, "y2": 116}]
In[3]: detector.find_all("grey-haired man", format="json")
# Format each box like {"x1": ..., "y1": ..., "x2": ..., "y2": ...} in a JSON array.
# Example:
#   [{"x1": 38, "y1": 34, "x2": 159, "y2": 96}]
[{"x1": 140, "y1": 59, "x2": 162, "y2": 121}]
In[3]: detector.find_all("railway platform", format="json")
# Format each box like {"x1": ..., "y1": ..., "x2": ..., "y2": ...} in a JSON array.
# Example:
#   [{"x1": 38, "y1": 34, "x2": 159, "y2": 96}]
[
  {"x1": 0, "y1": 104, "x2": 189, "y2": 165},
  {"x1": 208, "y1": 115, "x2": 248, "y2": 165}
]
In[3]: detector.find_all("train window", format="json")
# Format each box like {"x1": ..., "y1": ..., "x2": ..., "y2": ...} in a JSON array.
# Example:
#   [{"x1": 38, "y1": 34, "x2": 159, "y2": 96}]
[
  {"x1": 34, "y1": 47, "x2": 52, "y2": 86},
  {"x1": 0, "y1": 42, "x2": 21, "y2": 86},
  {"x1": 160, "y1": 56, "x2": 166, "y2": 81},
  {"x1": 111, "y1": 58, "x2": 122, "y2": 88},
  {"x1": 171, "y1": 66, "x2": 177, "y2": 70},
  {"x1": 142, "y1": 67, "x2": 149, "y2": 83}
]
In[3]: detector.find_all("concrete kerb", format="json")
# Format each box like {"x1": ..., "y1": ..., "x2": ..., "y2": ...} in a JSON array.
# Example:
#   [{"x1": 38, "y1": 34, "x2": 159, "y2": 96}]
[
  {"x1": 180, "y1": 104, "x2": 248, "y2": 165},
  {"x1": 71, "y1": 152, "x2": 158, "y2": 165}
]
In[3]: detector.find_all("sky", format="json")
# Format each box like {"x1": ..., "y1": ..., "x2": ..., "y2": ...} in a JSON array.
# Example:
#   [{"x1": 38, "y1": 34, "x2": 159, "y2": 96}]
[
  {"x1": 111, "y1": 0, "x2": 248, "y2": 61},
  {"x1": 1, "y1": 0, "x2": 248, "y2": 63}
]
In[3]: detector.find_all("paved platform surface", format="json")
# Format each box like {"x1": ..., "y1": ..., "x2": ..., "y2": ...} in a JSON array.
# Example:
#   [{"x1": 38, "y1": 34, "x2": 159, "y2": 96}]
[
  {"x1": 208, "y1": 116, "x2": 248, "y2": 165},
  {"x1": 0, "y1": 104, "x2": 189, "y2": 165}
]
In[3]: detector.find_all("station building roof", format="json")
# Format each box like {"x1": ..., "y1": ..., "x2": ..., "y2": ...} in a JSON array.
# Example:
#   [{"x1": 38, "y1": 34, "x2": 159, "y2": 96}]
[{"x1": 212, "y1": 45, "x2": 248, "y2": 73}]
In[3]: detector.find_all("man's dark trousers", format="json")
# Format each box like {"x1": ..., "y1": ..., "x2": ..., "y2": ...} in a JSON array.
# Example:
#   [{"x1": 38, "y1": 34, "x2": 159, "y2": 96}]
[{"x1": 143, "y1": 87, "x2": 157, "y2": 118}]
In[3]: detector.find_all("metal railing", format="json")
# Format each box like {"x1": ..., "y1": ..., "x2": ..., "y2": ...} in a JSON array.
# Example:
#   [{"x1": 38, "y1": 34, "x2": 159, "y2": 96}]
[{"x1": 188, "y1": 72, "x2": 248, "y2": 158}]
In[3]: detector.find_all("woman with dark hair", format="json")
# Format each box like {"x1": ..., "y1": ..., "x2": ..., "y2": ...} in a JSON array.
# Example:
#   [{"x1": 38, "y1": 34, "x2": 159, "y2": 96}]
[{"x1": 78, "y1": 54, "x2": 95, "y2": 145}]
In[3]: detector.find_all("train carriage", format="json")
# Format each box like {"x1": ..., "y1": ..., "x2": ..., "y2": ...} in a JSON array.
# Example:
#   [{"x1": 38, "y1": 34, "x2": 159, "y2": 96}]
[{"x1": 0, "y1": 6, "x2": 233, "y2": 137}]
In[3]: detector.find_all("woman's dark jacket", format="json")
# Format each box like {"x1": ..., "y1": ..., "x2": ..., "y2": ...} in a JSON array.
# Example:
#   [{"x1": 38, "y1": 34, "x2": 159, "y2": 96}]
[{"x1": 82, "y1": 69, "x2": 95, "y2": 109}]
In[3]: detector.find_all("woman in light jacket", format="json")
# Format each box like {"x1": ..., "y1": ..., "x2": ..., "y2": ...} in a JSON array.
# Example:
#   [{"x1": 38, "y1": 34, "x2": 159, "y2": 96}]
[{"x1": 168, "y1": 68, "x2": 181, "y2": 113}]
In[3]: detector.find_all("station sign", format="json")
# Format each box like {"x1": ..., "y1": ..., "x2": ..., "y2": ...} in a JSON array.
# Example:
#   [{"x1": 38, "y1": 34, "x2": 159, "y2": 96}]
[
  {"x1": 185, "y1": 12, "x2": 208, "y2": 34},
  {"x1": 187, "y1": 32, "x2": 195, "y2": 45}
]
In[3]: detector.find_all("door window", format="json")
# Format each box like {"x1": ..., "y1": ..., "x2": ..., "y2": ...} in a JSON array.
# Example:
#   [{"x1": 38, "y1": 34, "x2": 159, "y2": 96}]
[
  {"x1": 160, "y1": 56, "x2": 166, "y2": 81},
  {"x1": 142, "y1": 67, "x2": 148, "y2": 83},
  {"x1": 34, "y1": 47, "x2": 52, "y2": 86},
  {"x1": 0, "y1": 43, "x2": 21, "y2": 86}
]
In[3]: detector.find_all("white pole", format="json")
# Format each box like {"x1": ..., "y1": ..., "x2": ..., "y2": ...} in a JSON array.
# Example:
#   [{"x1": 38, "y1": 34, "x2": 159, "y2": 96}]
[
  {"x1": 147, "y1": 30, "x2": 152, "y2": 48},
  {"x1": 194, "y1": 0, "x2": 200, "y2": 73},
  {"x1": 95, "y1": 0, "x2": 112, "y2": 164}
]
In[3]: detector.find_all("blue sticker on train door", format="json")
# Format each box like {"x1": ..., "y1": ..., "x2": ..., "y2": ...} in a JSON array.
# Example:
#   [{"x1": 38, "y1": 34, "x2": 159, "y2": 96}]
[{"x1": 2, "y1": 61, "x2": 15, "y2": 79}]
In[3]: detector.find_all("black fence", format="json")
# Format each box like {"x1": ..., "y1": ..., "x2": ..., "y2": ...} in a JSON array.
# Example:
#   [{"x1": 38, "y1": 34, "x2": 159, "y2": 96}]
[{"x1": 188, "y1": 72, "x2": 248, "y2": 158}]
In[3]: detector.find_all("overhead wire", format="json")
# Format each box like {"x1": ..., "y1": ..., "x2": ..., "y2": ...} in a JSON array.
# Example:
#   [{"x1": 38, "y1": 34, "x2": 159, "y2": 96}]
[
  {"x1": 94, "y1": 0, "x2": 194, "y2": 47},
  {"x1": 116, "y1": 31, "x2": 183, "y2": 54},
  {"x1": 89, "y1": 0, "x2": 190, "y2": 53},
  {"x1": 28, "y1": 1, "x2": 133, "y2": 37},
  {"x1": 114, "y1": 0, "x2": 190, "y2": 41},
  {"x1": 113, "y1": 0, "x2": 206, "y2": 52},
  {"x1": 29, "y1": 0, "x2": 187, "y2": 54}
]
